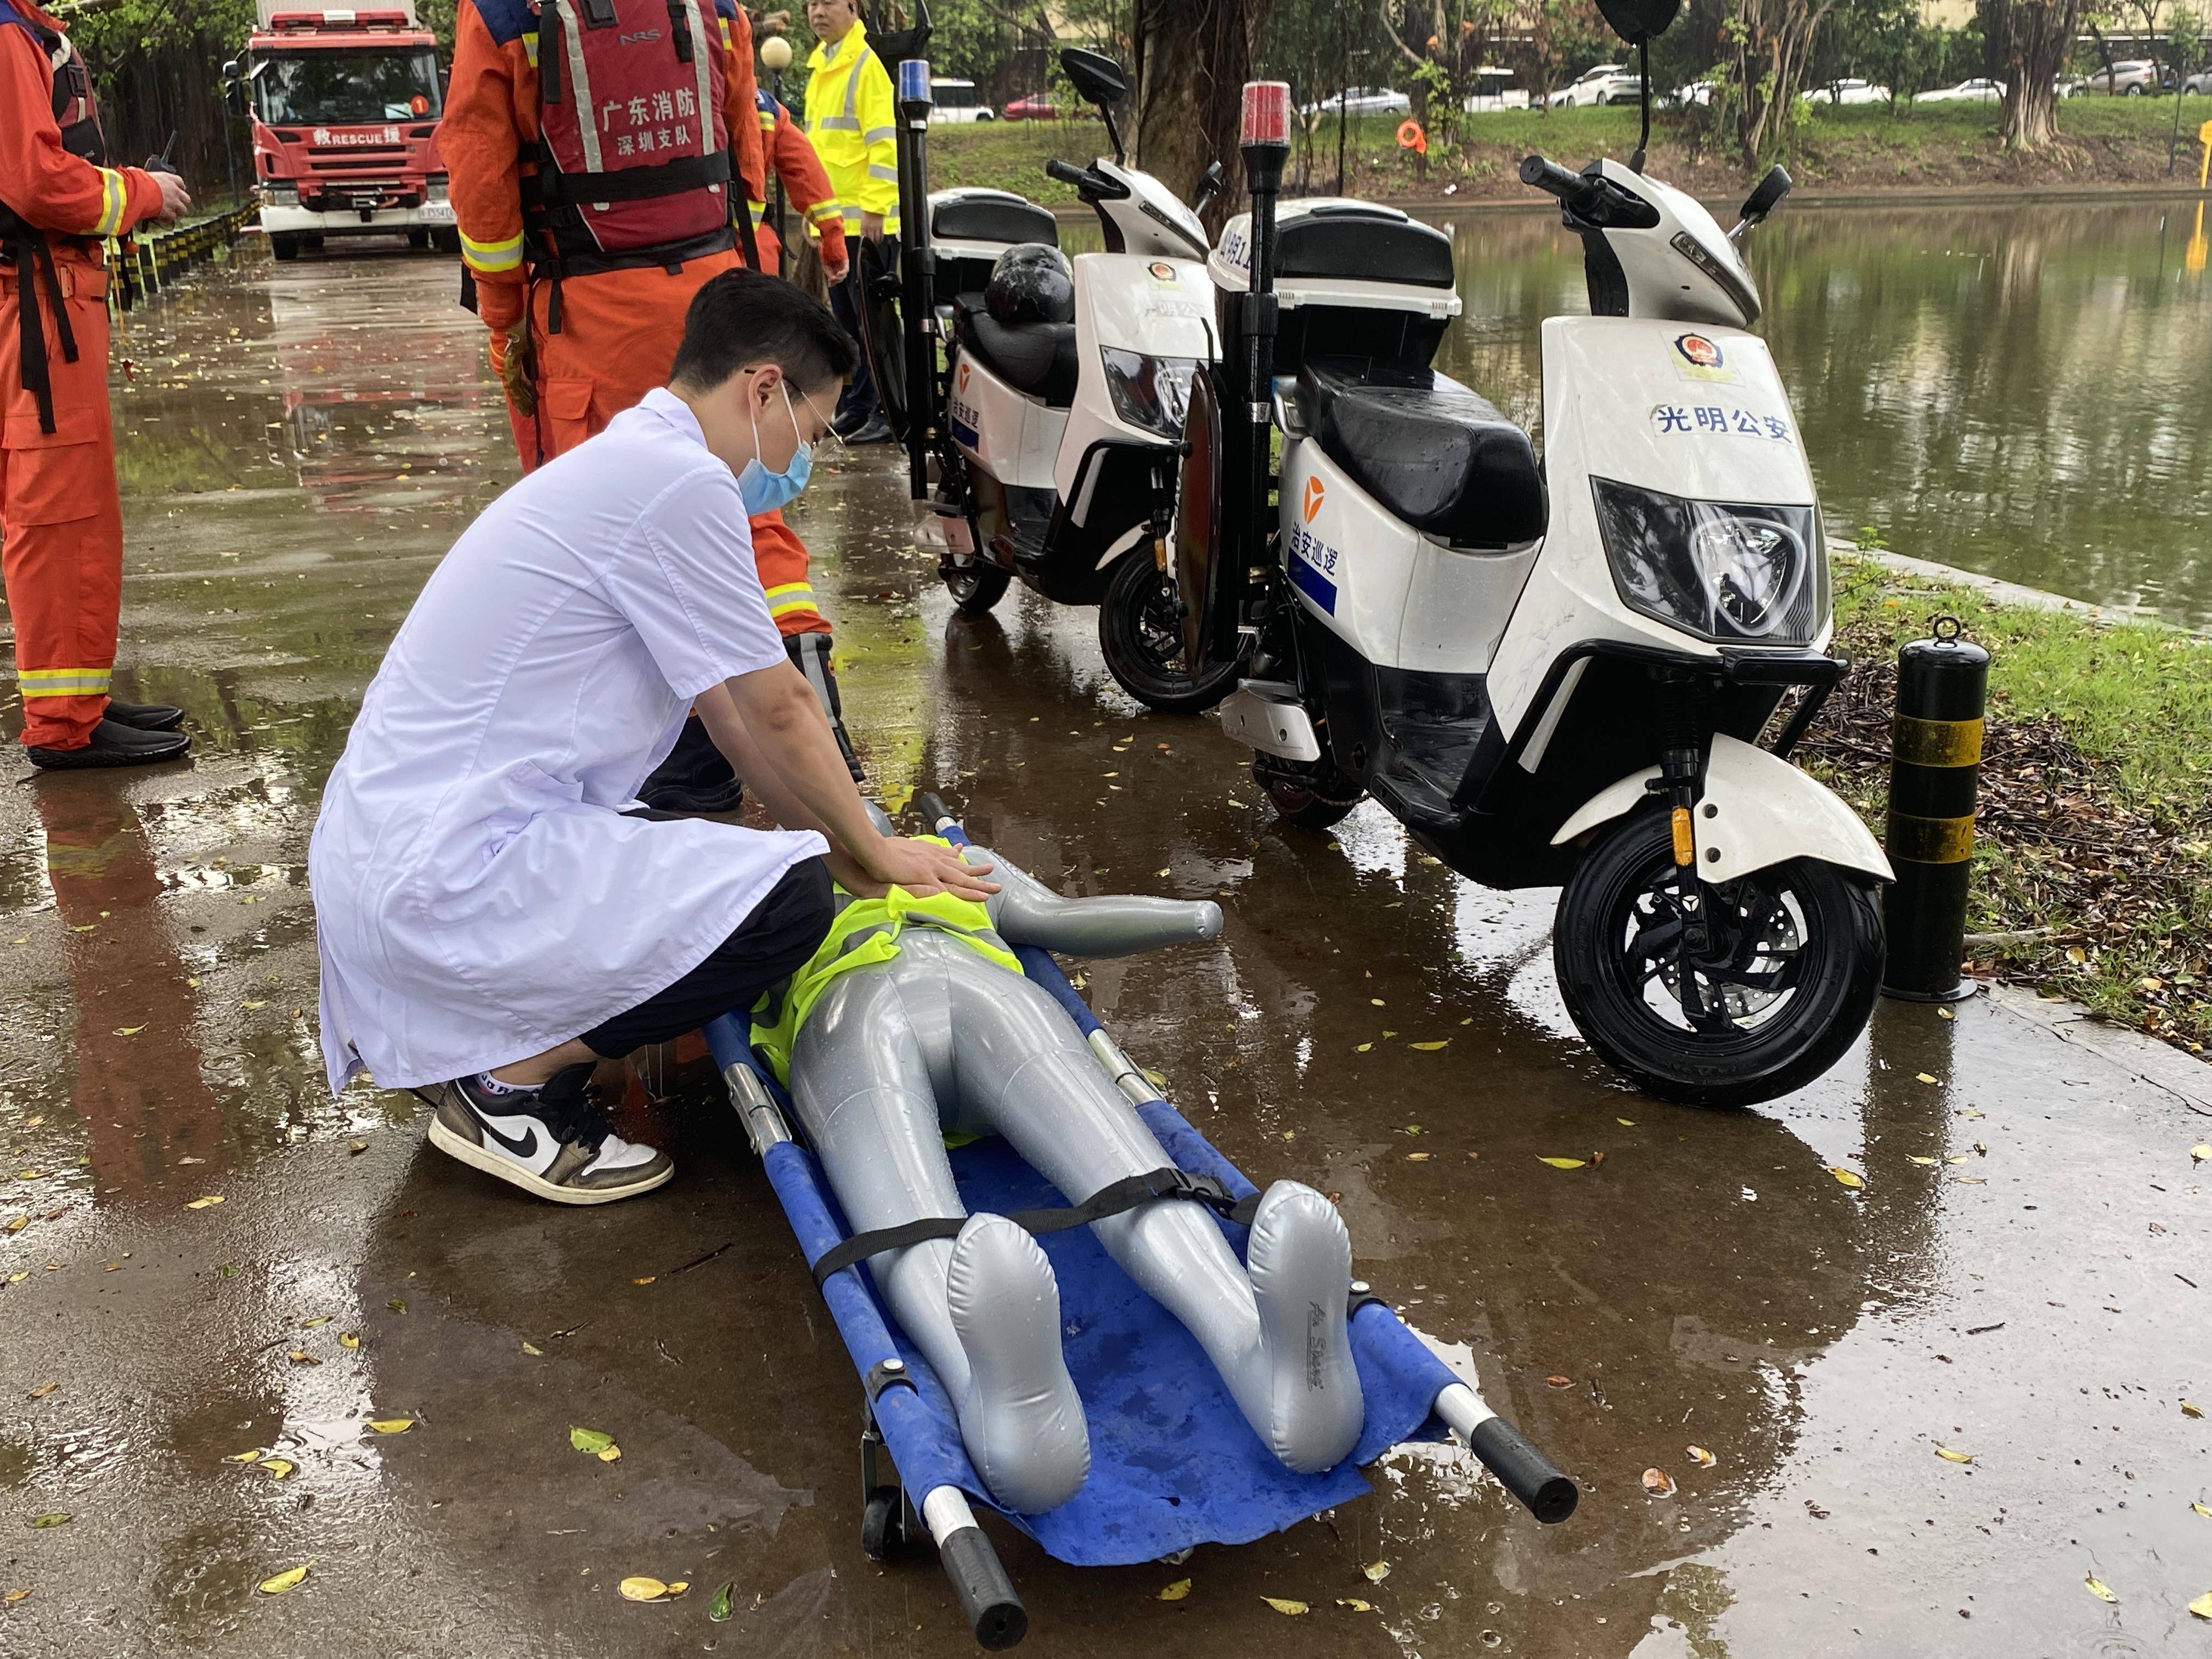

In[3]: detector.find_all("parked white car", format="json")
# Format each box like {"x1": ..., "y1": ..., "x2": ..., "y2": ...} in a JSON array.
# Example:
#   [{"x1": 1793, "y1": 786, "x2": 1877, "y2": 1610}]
[
  {"x1": 1804, "y1": 77, "x2": 1890, "y2": 104},
  {"x1": 1462, "y1": 67, "x2": 1530, "y2": 112},
  {"x1": 1914, "y1": 76, "x2": 2005, "y2": 103},
  {"x1": 1298, "y1": 86, "x2": 1411, "y2": 116},
  {"x1": 2081, "y1": 59, "x2": 2174, "y2": 95},
  {"x1": 1672, "y1": 78, "x2": 1716, "y2": 108},
  {"x1": 931, "y1": 78, "x2": 996, "y2": 122},
  {"x1": 1548, "y1": 64, "x2": 1639, "y2": 107},
  {"x1": 2186, "y1": 67, "x2": 2212, "y2": 95}
]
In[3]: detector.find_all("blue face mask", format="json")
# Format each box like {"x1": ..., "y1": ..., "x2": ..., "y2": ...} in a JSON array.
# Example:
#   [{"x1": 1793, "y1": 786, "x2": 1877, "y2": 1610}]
[{"x1": 737, "y1": 382, "x2": 814, "y2": 515}]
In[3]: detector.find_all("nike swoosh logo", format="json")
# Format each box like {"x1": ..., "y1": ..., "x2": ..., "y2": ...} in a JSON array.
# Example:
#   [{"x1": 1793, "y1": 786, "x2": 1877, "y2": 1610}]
[{"x1": 470, "y1": 1105, "x2": 540, "y2": 1161}]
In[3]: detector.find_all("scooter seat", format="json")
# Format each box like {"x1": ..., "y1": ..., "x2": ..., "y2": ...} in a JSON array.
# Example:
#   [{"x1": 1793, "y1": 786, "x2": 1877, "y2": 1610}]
[
  {"x1": 1297, "y1": 358, "x2": 1546, "y2": 548},
  {"x1": 958, "y1": 309, "x2": 1080, "y2": 408}
]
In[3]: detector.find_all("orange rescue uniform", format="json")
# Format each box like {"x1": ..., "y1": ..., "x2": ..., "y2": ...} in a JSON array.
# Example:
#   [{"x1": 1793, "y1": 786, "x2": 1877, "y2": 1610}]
[
  {"x1": 0, "y1": 2, "x2": 163, "y2": 749},
  {"x1": 438, "y1": 0, "x2": 767, "y2": 469}
]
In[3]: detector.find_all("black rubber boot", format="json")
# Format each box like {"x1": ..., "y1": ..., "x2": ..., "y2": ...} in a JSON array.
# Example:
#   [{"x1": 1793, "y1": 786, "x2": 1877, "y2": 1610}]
[
  {"x1": 104, "y1": 700, "x2": 186, "y2": 732},
  {"x1": 29, "y1": 718, "x2": 191, "y2": 771}
]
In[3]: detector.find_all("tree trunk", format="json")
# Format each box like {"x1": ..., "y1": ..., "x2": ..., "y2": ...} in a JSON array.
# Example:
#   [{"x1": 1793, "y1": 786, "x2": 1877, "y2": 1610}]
[
  {"x1": 1132, "y1": 0, "x2": 1274, "y2": 232},
  {"x1": 1989, "y1": 0, "x2": 2083, "y2": 150}
]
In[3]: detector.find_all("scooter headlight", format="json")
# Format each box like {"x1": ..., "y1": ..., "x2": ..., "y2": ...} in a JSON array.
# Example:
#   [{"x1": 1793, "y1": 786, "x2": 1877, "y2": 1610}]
[
  {"x1": 1591, "y1": 478, "x2": 1826, "y2": 646},
  {"x1": 1100, "y1": 347, "x2": 1197, "y2": 439}
]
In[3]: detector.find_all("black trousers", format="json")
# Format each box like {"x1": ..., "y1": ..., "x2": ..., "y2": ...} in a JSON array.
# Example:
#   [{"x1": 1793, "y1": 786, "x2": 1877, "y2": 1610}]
[
  {"x1": 579, "y1": 855, "x2": 833, "y2": 1057},
  {"x1": 828, "y1": 261, "x2": 878, "y2": 423},
  {"x1": 640, "y1": 633, "x2": 864, "y2": 805}
]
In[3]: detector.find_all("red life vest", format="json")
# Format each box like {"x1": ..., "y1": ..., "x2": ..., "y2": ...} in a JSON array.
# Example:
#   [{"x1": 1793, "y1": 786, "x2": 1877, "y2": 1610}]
[{"x1": 525, "y1": 0, "x2": 736, "y2": 283}]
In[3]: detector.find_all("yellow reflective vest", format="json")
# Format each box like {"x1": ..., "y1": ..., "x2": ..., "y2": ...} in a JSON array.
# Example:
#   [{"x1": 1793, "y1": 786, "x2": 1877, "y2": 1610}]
[
  {"x1": 751, "y1": 843, "x2": 1019, "y2": 1084},
  {"x1": 802, "y1": 20, "x2": 900, "y2": 236}
]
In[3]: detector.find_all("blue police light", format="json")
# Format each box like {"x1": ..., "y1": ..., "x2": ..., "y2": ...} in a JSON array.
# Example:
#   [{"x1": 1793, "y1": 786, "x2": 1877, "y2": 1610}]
[{"x1": 898, "y1": 59, "x2": 933, "y2": 105}]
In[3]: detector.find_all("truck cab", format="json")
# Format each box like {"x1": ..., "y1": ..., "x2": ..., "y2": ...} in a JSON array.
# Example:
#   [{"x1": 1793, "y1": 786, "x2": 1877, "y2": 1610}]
[{"x1": 226, "y1": 2, "x2": 453, "y2": 260}]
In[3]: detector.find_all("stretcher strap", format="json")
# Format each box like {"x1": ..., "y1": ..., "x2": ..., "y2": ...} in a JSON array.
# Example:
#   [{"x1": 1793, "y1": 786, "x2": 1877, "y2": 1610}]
[{"x1": 809, "y1": 1165, "x2": 1260, "y2": 1287}]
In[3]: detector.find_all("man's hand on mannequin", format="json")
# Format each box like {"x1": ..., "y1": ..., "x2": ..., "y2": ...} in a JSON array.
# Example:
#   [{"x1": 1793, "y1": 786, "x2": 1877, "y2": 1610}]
[{"x1": 698, "y1": 673, "x2": 996, "y2": 901}]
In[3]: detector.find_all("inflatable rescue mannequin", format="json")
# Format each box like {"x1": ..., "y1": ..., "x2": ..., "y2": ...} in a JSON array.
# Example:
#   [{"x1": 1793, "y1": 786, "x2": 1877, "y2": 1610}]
[{"x1": 755, "y1": 848, "x2": 1363, "y2": 1514}]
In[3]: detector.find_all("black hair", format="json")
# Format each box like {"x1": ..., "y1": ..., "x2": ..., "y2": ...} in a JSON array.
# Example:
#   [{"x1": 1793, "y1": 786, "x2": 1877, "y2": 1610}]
[{"x1": 669, "y1": 268, "x2": 858, "y2": 396}]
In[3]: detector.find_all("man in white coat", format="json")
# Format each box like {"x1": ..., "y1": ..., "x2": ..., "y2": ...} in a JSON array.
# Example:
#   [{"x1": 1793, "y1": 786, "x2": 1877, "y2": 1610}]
[{"x1": 311, "y1": 272, "x2": 992, "y2": 1206}]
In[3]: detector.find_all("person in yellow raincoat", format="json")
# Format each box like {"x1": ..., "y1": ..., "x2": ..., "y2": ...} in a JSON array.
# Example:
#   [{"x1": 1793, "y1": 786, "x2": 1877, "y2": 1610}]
[{"x1": 802, "y1": 0, "x2": 897, "y2": 442}]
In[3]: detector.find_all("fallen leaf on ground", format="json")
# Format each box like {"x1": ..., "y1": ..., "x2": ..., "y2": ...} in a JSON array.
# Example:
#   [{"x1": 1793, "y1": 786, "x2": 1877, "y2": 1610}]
[
  {"x1": 1410, "y1": 1041, "x2": 1448, "y2": 1052},
  {"x1": 184, "y1": 1195, "x2": 224, "y2": 1209},
  {"x1": 1641, "y1": 1468, "x2": 1676, "y2": 1497},
  {"x1": 1260, "y1": 1596, "x2": 1308, "y2": 1615},
  {"x1": 2189, "y1": 1590, "x2": 2212, "y2": 1620},
  {"x1": 2193, "y1": 1502, "x2": 2212, "y2": 1519},
  {"x1": 28, "y1": 1513, "x2": 69, "y2": 1528},
  {"x1": 619, "y1": 1577, "x2": 669, "y2": 1602},
  {"x1": 521, "y1": 1341, "x2": 544, "y2": 1356},
  {"x1": 1545, "y1": 1375, "x2": 1573, "y2": 1388},
  {"x1": 1688, "y1": 1445, "x2": 1716, "y2": 1467},
  {"x1": 632, "y1": 1276, "x2": 656, "y2": 1285},
  {"x1": 387, "y1": 1298, "x2": 405, "y2": 1313},
  {"x1": 1363, "y1": 1560, "x2": 1391, "y2": 1582},
  {"x1": 286, "y1": 1349, "x2": 317, "y2": 1366},
  {"x1": 3, "y1": 1217, "x2": 22, "y2": 1233},
  {"x1": 258, "y1": 1458, "x2": 294, "y2": 1481},
  {"x1": 1617, "y1": 1118, "x2": 1637, "y2": 1126},
  {"x1": 569, "y1": 1425, "x2": 617, "y2": 1457},
  {"x1": 1354, "y1": 1042, "x2": 1373, "y2": 1053},
  {"x1": 112, "y1": 1026, "x2": 144, "y2": 1037},
  {"x1": 708, "y1": 1581, "x2": 736, "y2": 1620},
  {"x1": 257, "y1": 1565, "x2": 309, "y2": 1597},
  {"x1": 2, "y1": 1589, "x2": 27, "y2": 1604},
  {"x1": 1338, "y1": 1596, "x2": 1374, "y2": 1611},
  {"x1": 348, "y1": 1140, "x2": 367, "y2": 1155},
  {"x1": 1909, "y1": 1155, "x2": 1942, "y2": 1165},
  {"x1": 1538, "y1": 1156, "x2": 1585, "y2": 1170},
  {"x1": 365, "y1": 1418, "x2": 414, "y2": 1435},
  {"x1": 27, "y1": 1383, "x2": 56, "y2": 1400},
  {"x1": 2191, "y1": 1144, "x2": 2211, "y2": 1165},
  {"x1": 2085, "y1": 1575, "x2": 2117, "y2": 1603},
  {"x1": 226, "y1": 1448, "x2": 266, "y2": 1462},
  {"x1": 1406, "y1": 1151, "x2": 1431, "y2": 1161},
  {"x1": 1829, "y1": 1167, "x2": 1865, "y2": 1189},
  {"x1": 300, "y1": 1316, "x2": 331, "y2": 1329},
  {"x1": 1915, "y1": 1072, "x2": 1938, "y2": 1084},
  {"x1": 1934, "y1": 1445, "x2": 1973, "y2": 1463},
  {"x1": 339, "y1": 1332, "x2": 359, "y2": 1350},
  {"x1": 664, "y1": 1582, "x2": 689, "y2": 1597},
  {"x1": 2184, "y1": 1402, "x2": 2204, "y2": 1419},
  {"x1": 1158, "y1": 1578, "x2": 1192, "y2": 1601}
]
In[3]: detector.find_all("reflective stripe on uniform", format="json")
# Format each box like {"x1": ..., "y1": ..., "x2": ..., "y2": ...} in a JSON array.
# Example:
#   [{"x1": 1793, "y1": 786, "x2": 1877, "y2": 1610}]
[
  {"x1": 523, "y1": 33, "x2": 539, "y2": 64},
  {"x1": 861, "y1": 126, "x2": 894, "y2": 144},
  {"x1": 817, "y1": 114, "x2": 860, "y2": 131},
  {"x1": 548, "y1": 0, "x2": 604, "y2": 173},
  {"x1": 91, "y1": 167, "x2": 126, "y2": 237},
  {"x1": 866, "y1": 162, "x2": 896, "y2": 182},
  {"x1": 461, "y1": 229, "x2": 525, "y2": 272},
  {"x1": 747, "y1": 198, "x2": 768, "y2": 222},
  {"x1": 805, "y1": 199, "x2": 842, "y2": 223},
  {"x1": 20, "y1": 668, "x2": 113, "y2": 697},
  {"x1": 766, "y1": 581, "x2": 820, "y2": 617}
]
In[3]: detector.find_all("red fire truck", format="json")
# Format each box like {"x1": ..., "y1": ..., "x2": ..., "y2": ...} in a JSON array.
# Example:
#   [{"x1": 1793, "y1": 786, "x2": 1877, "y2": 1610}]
[{"x1": 223, "y1": 1, "x2": 454, "y2": 260}]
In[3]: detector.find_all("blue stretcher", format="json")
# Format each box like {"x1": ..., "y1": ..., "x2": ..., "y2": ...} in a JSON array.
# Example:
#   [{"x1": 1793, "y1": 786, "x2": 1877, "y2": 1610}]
[{"x1": 703, "y1": 802, "x2": 1575, "y2": 1649}]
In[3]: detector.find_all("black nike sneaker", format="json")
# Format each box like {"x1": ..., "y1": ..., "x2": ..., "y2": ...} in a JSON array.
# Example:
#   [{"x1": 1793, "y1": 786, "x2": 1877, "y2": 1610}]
[{"x1": 420, "y1": 1064, "x2": 672, "y2": 1205}]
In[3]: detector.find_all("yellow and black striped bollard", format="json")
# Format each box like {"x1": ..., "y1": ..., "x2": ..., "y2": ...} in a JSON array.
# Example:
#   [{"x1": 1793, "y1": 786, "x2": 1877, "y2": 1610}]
[{"x1": 1880, "y1": 615, "x2": 1989, "y2": 1001}]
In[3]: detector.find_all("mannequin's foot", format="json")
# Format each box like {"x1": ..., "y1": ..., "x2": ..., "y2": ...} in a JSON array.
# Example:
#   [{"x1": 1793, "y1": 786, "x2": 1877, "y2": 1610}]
[
  {"x1": 946, "y1": 1214, "x2": 1089, "y2": 1513},
  {"x1": 1246, "y1": 1181, "x2": 1364, "y2": 1472}
]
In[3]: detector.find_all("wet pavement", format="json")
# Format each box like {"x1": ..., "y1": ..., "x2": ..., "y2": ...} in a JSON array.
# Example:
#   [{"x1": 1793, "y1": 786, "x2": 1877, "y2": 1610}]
[{"x1": 2, "y1": 245, "x2": 2209, "y2": 1658}]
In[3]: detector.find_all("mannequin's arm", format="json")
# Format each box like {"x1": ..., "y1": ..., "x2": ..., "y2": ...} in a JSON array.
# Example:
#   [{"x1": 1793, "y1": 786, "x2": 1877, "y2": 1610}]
[{"x1": 969, "y1": 846, "x2": 1222, "y2": 957}]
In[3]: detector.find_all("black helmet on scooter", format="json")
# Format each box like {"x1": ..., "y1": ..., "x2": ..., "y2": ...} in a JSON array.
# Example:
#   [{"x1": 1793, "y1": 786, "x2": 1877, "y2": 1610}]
[{"x1": 985, "y1": 244, "x2": 1075, "y2": 325}]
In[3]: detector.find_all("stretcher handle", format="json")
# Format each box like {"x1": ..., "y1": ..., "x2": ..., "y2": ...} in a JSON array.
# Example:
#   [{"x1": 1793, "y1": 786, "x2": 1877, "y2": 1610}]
[
  {"x1": 1464, "y1": 1416, "x2": 1579, "y2": 1524},
  {"x1": 941, "y1": 1525, "x2": 1027, "y2": 1650},
  {"x1": 915, "y1": 790, "x2": 956, "y2": 832}
]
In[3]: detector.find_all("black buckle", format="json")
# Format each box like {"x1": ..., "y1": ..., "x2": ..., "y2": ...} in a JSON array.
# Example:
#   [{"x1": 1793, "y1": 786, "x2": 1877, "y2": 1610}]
[{"x1": 1156, "y1": 1167, "x2": 1237, "y2": 1214}]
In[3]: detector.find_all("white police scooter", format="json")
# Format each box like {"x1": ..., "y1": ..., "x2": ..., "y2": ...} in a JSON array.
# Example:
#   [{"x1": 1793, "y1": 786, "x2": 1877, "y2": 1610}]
[
  {"x1": 1176, "y1": 5, "x2": 1892, "y2": 1105},
  {"x1": 857, "y1": 27, "x2": 1233, "y2": 712}
]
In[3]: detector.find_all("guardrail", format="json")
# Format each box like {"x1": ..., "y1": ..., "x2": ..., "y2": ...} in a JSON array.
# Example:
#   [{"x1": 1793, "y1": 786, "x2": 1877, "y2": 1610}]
[{"x1": 112, "y1": 202, "x2": 259, "y2": 312}]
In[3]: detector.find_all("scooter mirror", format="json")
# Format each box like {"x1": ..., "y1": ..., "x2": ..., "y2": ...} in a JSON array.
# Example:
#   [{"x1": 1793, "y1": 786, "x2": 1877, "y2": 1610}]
[
  {"x1": 1595, "y1": 0, "x2": 1680, "y2": 45},
  {"x1": 1192, "y1": 160, "x2": 1224, "y2": 214},
  {"x1": 1059, "y1": 47, "x2": 1129, "y2": 109},
  {"x1": 1739, "y1": 164, "x2": 1793, "y2": 226}
]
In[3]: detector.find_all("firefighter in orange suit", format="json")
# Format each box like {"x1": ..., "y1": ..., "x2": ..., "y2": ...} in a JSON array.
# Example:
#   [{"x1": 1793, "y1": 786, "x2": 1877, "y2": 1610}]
[
  {"x1": 439, "y1": 0, "x2": 769, "y2": 471},
  {"x1": 1, "y1": 0, "x2": 193, "y2": 769},
  {"x1": 635, "y1": 80, "x2": 862, "y2": 814}
]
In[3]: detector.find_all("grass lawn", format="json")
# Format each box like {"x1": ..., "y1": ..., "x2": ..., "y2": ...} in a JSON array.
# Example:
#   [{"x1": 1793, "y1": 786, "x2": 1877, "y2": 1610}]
[
  {"x1": 928, "y1": 95, "x2": 2212, "y2": 205},
  {"x1": 1802, "y1": 557, "x2": 2212, "y2": 1051}
]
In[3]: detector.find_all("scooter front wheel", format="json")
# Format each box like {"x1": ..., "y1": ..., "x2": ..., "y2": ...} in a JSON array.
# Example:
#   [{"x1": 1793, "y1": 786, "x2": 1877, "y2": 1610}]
[
  {"x1": 1554, "y1": 809, "x2": 1883, "y2": 1108},
  {"x1": 1097, "y1": 550, "x2": 1241, "y2": 715},
  {"x1": 940, "y1": 557, "x2": 1012, "y2": 616}
]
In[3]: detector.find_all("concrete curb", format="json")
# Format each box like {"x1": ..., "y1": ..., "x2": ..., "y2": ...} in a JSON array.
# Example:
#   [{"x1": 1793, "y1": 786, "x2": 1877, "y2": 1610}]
[{"x1": 1983, "y1": 984, "x2": 2212, "y2": 1115}]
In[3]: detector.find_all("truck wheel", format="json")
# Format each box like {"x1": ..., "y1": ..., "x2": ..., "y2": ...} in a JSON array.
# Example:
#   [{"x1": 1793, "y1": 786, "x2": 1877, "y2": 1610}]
[
  {"x1": 408, "y1": 229, "x2": 431, "y2": 250},
  {"x1": 269, "y1": 232, "x2": 301, "y2": 261},
  {"x1": 431, "y1": 228, "x2": 461, "y2": 255}
]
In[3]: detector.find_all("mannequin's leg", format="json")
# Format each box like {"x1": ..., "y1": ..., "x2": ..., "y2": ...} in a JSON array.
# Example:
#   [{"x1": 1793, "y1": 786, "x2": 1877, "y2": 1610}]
[
  {"x1": 788, "y1": 965, "x2": 1089, "y2": 1513},
  {"x1": 937, "y1": 944, "x2": 1364, "y2": 1472}
]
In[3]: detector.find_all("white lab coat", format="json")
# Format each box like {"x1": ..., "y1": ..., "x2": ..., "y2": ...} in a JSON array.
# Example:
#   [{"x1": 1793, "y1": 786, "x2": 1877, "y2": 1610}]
[{"x1": 310, "y1": 390, "x2": 826, "y2": 1093}]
